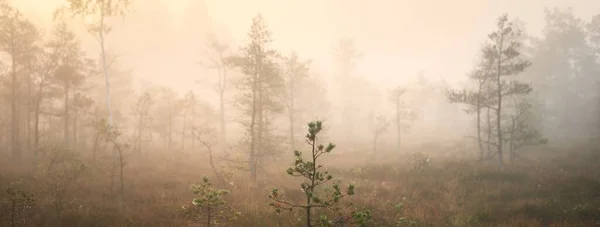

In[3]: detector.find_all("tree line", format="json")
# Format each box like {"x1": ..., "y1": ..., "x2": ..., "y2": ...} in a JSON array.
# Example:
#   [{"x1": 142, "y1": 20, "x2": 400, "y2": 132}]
[{"x1": 0, "y1": 1, "x2": 599, "y2": 183}]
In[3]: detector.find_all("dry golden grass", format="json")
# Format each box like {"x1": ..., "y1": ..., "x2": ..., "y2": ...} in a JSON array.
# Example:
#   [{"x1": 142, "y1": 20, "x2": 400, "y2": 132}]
[{"x1": 1, "y1": 141, "x2": 599, "y2": 226}]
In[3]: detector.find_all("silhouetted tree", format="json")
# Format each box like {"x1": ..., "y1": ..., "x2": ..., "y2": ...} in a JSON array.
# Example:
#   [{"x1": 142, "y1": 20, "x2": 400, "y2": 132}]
[
  {"x1": 201, "y1": 33, "x2": 231, "y2": 151},
  {"x1": 57, "y1": 0, "x2": 131, "y2": 127},
  {"x1": 481, "y1": 14, "x2": 532, "y2": 168},
  {"x1": 0, "y1": 1, "x2": 39, "y2": 159},
  {"x1": 228, "y1": 14, "x2": 284, "y2": 182}
]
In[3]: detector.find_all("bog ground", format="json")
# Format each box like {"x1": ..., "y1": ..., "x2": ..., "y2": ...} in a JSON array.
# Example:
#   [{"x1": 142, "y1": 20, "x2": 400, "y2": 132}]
[{"x1": 1, "y1": 141, "x2": 599, "y2": 227}]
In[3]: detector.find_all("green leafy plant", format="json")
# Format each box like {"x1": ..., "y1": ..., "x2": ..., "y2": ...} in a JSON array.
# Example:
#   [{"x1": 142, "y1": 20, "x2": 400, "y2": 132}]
[
  {"x1": 269, "y1": 121, "x2": 372, "y2": 227},
  {"x1": 182, "y1": 177, "x2": 239, "y2": 226}
]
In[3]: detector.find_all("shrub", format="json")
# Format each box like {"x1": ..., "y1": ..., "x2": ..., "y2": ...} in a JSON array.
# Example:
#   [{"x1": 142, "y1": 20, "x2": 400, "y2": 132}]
[{"x1": 182, "y1": 177, "x2": 239, "y2": 226}]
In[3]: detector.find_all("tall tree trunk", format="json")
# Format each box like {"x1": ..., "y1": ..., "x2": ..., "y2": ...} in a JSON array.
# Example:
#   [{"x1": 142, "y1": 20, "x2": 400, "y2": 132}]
[
  {"x1": 11, "y1": 44, "x2": 20, "y2": 160},
  {"x1": 249, "y1": 67, "x2": 259, "y2": 183},
  {"x1": 476, "y1": 83, "x2": 484, "y2": 161},
  {"x1": 34, "y1": 104, "x2": 40, "y2": 154},
  {"x1": 72, "y1": 111, "x2": 78, "y2": 150},
  {"x1": 509, "y1": 117, "x2": 516, "y2": 164},
  {"x1": 190, "y1": 114, "x2": 195, "y2": 150},
  {"x1": 33, "y1": 81, "x2": 44, "y2": 153},
  {"x1": 254, "y1": 75, "x2": 265, "y2": 182},
  {"x1": 26, "y1": 75, "x2": 32, "y2": 154},
  {"x1": 219, "y1": 89, "x2": 227, "y2": 152},
  {"x1": 486, "y1": 105, "x2": 492, "y2": 158},
  {"x1": 63, "y1": 84, "x2": 70, "y2": 147},
  {"x1": 218, "y1": 54, "x2": 228, "y2": 153},
  {"x1": 476, "y1": 106, "x2": 483, "y2": 161},
  {"x1": 496, "y1": 40, "x2": 504, "y2": 170},
  {"x1": 99, "y1": 5, "x2": 113, "y2": 127}
]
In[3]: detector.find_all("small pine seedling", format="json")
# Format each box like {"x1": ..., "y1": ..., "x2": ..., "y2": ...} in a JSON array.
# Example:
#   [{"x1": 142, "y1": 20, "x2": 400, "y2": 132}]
[{"x1": 269, "y1": 121, "x2": 372, "y2": 227}]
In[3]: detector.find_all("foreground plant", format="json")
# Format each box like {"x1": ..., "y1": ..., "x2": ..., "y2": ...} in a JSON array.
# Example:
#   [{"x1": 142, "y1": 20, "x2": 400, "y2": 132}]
[
  {"x1": 183, "y1": 177, "x2": 239, "y2": 226},
  {"x1": 269, "y1": 121, "x2": 372, "y2": 227},
  {"x1": 4, "y1": 187, "x2": 35, "y2": 227}
]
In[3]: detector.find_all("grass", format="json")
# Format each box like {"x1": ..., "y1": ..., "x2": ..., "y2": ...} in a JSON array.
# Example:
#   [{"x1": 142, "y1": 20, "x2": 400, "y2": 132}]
[{"x1": 1, "y1": 142, "x2": 599, "y2": 226}]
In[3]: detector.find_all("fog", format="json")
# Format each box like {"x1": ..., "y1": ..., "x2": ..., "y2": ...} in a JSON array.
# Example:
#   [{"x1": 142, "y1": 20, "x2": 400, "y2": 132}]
[{"x1": 1, "y1": 0, "x2": 600, "y2": 226}]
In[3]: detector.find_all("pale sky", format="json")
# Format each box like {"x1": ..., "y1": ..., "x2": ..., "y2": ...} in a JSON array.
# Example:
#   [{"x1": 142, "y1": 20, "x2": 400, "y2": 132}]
[{"x1": 10, "y1": 0, "x2": 600, "y2": 93}]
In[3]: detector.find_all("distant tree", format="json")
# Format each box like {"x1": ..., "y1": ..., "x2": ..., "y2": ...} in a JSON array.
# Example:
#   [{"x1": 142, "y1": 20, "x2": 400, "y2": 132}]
[
  {"x1": 70, "y1": 92, "x2": 94, "y2": 150},
  {"x1": 524, "y1": 8, "x2": 600, "y2": 140},
  {"x1": 281, "y1": 51, "x2": 311, "y2": 151},
  {"x1": 481, "y1": 14, "x2": 532, "y2": 168},
  {"x1": 96, "y1": 119, "x2": 128, "y2": 194},
  {"x1": 369, "y1": 114, "x2": 389, "y2": 157},
  {"x1": 192, "y1": 127, "x2": 228, "y2": 184},
  {"x1": 332, "y1": 39, "x2": 362, "y2": 142},
  {"x1": 0, "y1": 1, "x2": 39, "y2": 159},
  {"x1": 50, "y1": 22, "x2": 89, "y2": 147},
  {"x1": 131, "y1": 91, "x2": 153, "y2": 157},
  {"x1": 590, "y1": 14, "x2": 600, "y2": 139},
  {"x1": 56, "y1": 0, "x2": 131, "y2": 127},
  {"x1": 181, "y1": 91, "x2": 197, "y2": 151},
  {"x1": 505, "y1": 98, "x2": 546, "y2": 163},
  {"x1": 152, "y1": 86, "x2": 182, "y2": 150},
  {"x1": 228, "y1": 14, "x2": 285, "y2": 182},
  {"x1": 446, "y1": 66, "x2": 493, "y2": 161},
  {"x1": 389, "y1": 86, "x2": 417, "y2": 153},
  {"x1": 200, "y1": 33, "x2": 231, "y2": 150}
]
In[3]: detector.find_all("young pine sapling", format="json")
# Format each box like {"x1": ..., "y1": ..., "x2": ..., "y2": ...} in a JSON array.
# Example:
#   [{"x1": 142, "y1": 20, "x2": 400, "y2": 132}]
[
  {"x1": 269, "y1": 121, "x2": 371, "y2": 227},
  {"x1": 183, "y1": 177, "x2": 238, "y2": 226}
]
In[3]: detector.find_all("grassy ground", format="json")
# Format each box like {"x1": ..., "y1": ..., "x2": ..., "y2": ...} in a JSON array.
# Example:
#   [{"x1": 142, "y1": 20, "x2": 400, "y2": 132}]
[{"x1": 1, "y1": 141, "x2": 599, "y2": 226}]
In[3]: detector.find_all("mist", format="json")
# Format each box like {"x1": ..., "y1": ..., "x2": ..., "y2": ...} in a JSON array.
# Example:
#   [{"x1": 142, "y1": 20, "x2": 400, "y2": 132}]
[{"x1": 1, "y1": 0, "x2": 599, "y2": 226}]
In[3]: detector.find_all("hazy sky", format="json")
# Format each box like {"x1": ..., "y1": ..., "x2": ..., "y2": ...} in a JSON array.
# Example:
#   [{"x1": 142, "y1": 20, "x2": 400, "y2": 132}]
[{"x1": 11, "y1": 0, "x2": 600, "y2": 93}]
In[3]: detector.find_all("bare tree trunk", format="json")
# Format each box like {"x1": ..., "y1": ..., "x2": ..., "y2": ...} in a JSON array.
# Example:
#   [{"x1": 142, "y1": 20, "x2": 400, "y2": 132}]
[
  {"x1": 509, "y1": 118, "x2": 516, "y2": 164},
  {"x1": 99, "y1": 5, "x2": 113, "y2": 127},
  {"x1": 26, "y1": 76, "x2": 32, "y2": 154},
  {"x1": 476, "y1": 108, "x2": 484, "y2": 161},
  {"x1": 116, "y1": 144, "x2": 124, "y2": 194},
  {"x1": 496, "y1": 40, "x2": 504, "y2": 170},
  {"x1": 476, "y1": 82, "x2": 484, "y2": 161},
  {"x1": 10, "y1": 43, "x2": 20, "y2": 160},
  {"x1": 219, "y1": 54, "x2": 228, "y2": 153},
  {"x1": 249, "y1": 69, "x2": 259, "y2": 183},
  {"x1": 63, "y1": 84, "x2": 70, "y2": 147},
  {"x1": 486, "y1": 106, "x2": 492, "y2": 158},
  {"x1": 191, "y1": 115, "x2": 195, "y2": 150},
  {"x1": 219, "y1": 89, "x2": 227, "y2": 151},
  {"x1": 34, "y1": 104, "x2": 40, "y2": 156}
]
